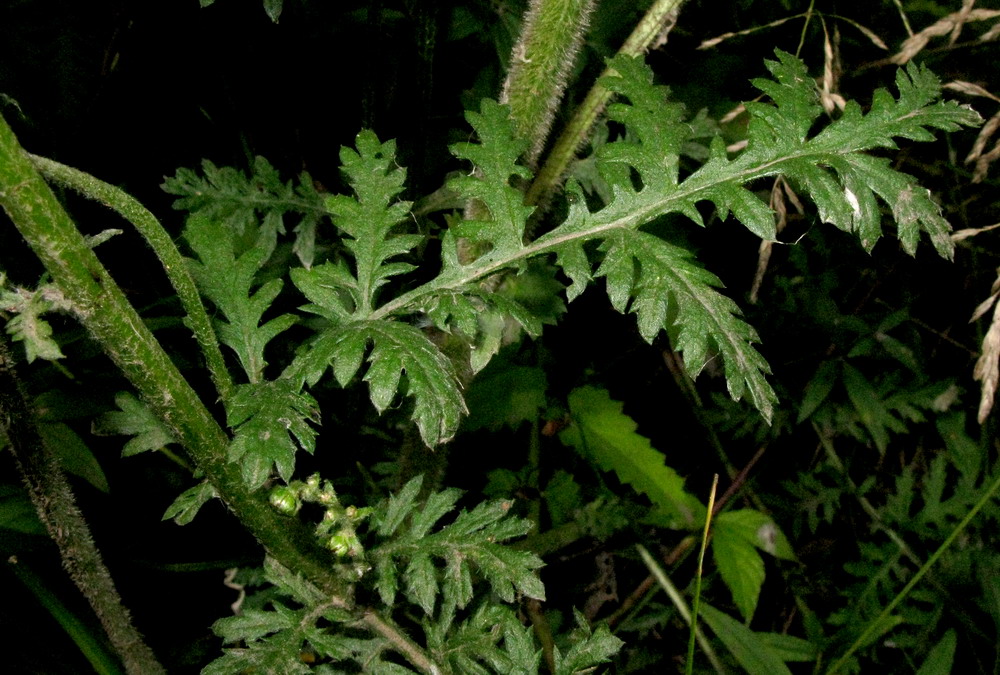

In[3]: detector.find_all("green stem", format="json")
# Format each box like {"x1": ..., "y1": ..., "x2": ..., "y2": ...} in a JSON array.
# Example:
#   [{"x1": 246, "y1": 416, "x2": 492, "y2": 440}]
[
  {"x1": 0, "y1": 113, "x2": 439, "y2": 672},
  {"x1": 26, "y1": 153, "x2": 233, "y2": 401},
  {"x1": 525, "y1": 0, "x2": 686, "y2": 207},
  {"x1": 8, "y1": 558, "x2": 125, "y2": 675},
  {"x1": 638, "y1": 545, "x2": 725, "y2": 673},
  {"x1": 686, "y1": 474, "x2": 717, "y2": 675},
  {"x1": 0, "y1": 112, "x2": 336, "y2": 596},
  {"x1": 1, "y1": 334, "x2": 162, "y2": 675},
  {"x1": 502, "y1": 0, "x2": 598, "y2": 167}
]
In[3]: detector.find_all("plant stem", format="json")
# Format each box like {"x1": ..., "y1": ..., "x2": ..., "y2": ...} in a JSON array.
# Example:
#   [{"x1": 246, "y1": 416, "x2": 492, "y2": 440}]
[
  {"x1": 525, "y1": 0, "x2": 686, "y2": 207},
  {"x1": 501, "y1": 0, "x2": 597, "y2": 168},
  {"x1": 686, "y1": 474, "x2": 717, "y2": 675},
  {"x1": 0, "y1": 113, "x2": 440, "y2": 673},
  {"x1": 362, "y1": 609, "x2": 442, "y2": 675},
  {"x1": 0, "y1": 334, "x2": 164, "y2": 675},
  {"x1": 0, "y1": 112, "x2": 336, "y2": 596},
  {"x1": 8, "y1": 558, "x2": 125, "y2": 675},
  {"x1": 27, "y1": 153, "x2": 233, "y2": 401},
  {"x1": 638, "y1": 545, "x2": 725, "y2": 673}
]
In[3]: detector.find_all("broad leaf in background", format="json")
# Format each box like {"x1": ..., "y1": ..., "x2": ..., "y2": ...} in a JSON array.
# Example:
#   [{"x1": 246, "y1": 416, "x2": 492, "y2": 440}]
[
  {"x1": 915, "y1": 630, "x2": 957, "y2": 675},
  {"x1": 699, "y1": 602, "x2": 813, "y2": 675},
  {"x1": 38, "y1": 422, "x2": 109, "y2": 493},
  {"x1": 184, "y1": 213, "x2": 296, "y2": 383},
  {"x1": 712, "y1": 509, "x2": 796, "y2": 622},
  {"x1": 560, "y1": 386, "x2": 706, "y2": 529},
  {"x1": 463, "y1": 354, "x2": 547, "y2": 431}
]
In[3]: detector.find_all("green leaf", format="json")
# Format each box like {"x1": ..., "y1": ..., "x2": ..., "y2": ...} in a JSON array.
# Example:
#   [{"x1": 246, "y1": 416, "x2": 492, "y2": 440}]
[
  {"x1": 754, "y1": 632, "x2": 818, "y2": 663},
  {"x1": 226, "y1": 379, "x2": 320, "y2": 488},
  {"x1": 163, "y1": 155, "x2": 326, "y2": 268},
  {"x1": 712, "y1": 509, "x2": 794, "y2": 623},
  {"x1": 915, "y1": 629, "x2": 956, "y2": 675},
  {"x1": 698, "y1": 603, "x2": 794, "y2": 675},
  {"x1": 184, "y1": 213, "x2": 296, "y2": 383},
  {"x1": 213, "y1": 604, "x2": 297, "y2": 644},
  {"x1": 263, "y1": 0, "x2": 283, "y2": 23},
  {"x1": 559, "y1": 386, "x2": 706, "y2": 529},
  {"x1": 598, "y1": 230, "x2": 776, "y2": 420},
  {"x1": 0, "y1": 485, "x2": 44, "y2": 535},
  {"x1": 712, "y1": 516, "x2": 764, "y2": 623},
  {"x1": 290, "y1": 320, "x2": 466, "y2": 447},
  {"x1": 323, "y1": 130, "x2": 421, "y2": 316},
  {"x1": 420, "y1": 287, "x2": 543, "y2": 374},
  {"x1": 39, "y1": 422, "x2": 108, "y2": 493},
  {"x1": 93, "y1": 392, "x2": 177, "y2": 457},
  {"x1": 206, "y1": 604, "x2": 312, "y2": 675},
  {"x1": 377, "y1": 475, "x2": 424, "y2": 537},
  {"x1": 447, "y1": 99, "x2": 534, "y2": 262},
  {"x1": 841, "y1": 362, "x2": 906, "y2": 454},
  {"x1": 162, "y1": 481, "x2": 218, "y2": 526},
  {"x1": 797, "y1": 359, "x2": 840, "y2": 423},
  {"x1": 553, "y1": 612, "x2": 624, "y2": 675},
  {"x1": 372, "y1": 484, "x2": 544, "y2": 617},
  {"x1": 1, "y1": 283, "x2": 69, "y2": 363},
  {"x1": 464, "y1": 357, "x2": 547, "y2": 431}
]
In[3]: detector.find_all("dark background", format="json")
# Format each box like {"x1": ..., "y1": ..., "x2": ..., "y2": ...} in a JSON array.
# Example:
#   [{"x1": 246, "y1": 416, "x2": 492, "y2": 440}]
[{"x1": 2, "y1": 0, "x2": 999, "y2": 672}]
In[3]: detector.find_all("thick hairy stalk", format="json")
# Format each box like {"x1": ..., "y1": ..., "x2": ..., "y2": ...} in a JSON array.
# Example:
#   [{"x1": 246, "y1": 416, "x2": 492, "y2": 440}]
[
  {"x1": 526, "y1": 0, "x2": 685, "y2": 206},
  {"x1": 0, "y1": 114, "x2": 336, "y2": 592},
  {"x1": 27, "y1": 154, "x2": 233, "y2": 401},
  {"x1": 0, "y1": 113, "x2": 439, "y2": 672},
  {"x1": 501, "y1": 0, "x2": 597, "y2": 167},
  {"x1": 0, "y1": 334, "x2": 165, "y2": 675}
]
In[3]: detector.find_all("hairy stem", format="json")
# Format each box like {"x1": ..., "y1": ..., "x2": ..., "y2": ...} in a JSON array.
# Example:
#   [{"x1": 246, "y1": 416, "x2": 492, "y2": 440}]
[
  {"x1": 362, "y1": 609, "x2": 441, "y2": 675},
  {"x1": 0, "y1": 113, "x2": 440, "y2": 673},
  {"x1": 0, "y1": 334, "x2": 165, "y2": 675},
  {"x1": 0, "y1": 112, "x2": 337, "y2": 595},
  {"x1": 501, "y1": 0, "x2": 597, "y2": 168},
  {"x1": 525, "y1": 0, "x2": 685, "y2": 207},
  {"x1": 27, "y1": 153, "x2": 234, "y2": 401}
]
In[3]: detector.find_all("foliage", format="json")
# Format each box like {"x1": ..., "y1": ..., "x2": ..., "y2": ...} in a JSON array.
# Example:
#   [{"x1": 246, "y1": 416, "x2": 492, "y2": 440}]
[{"x1": 2, "y1": 1, "x2": 999, "y2": 674}]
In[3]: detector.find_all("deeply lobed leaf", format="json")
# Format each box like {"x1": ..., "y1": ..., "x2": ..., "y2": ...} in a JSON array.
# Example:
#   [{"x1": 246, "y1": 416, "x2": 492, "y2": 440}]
[
  {"x1": 288, "y1": 320, "x2": 466, "y2": 446},
  {"x1": 184, "y1": 213, "x2": 296, "y2": 383},
  {"x1": 226, "y1": 379, "x2": 320, "y2": 488}
]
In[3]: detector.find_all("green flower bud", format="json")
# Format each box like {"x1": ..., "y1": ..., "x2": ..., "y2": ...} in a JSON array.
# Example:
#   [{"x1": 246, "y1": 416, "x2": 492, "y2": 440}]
[{"x1": 268, "y1": 486, "x2": 300, "y2": 515}]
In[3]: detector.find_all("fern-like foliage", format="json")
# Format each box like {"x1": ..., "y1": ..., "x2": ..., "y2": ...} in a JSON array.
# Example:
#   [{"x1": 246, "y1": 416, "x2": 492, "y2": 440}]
[
  {"x1": 0, "y1": 278, "x2": 72, "y2": 362},
  {"x1": 527, "y1": 52, "x2": 979, "y2": 421},
  {"x1": 284, "y1": 132, "x2": 471, "y2": 446},
  {"x1": 164, "y1": 155, "x2": 326, "y2": 267},
  {"x1": 372, "y1": 476, "x2": 545, "y2": 621},
  {"x1": 201, "y1": 480, "x2": 626, "y2": 675},
  {"x1": 184, "y1": 213, "x2": 297, "y2": 384},
  {"x1": 165, "y1": 50, "x2": 977, "y2": 450},
  {"x1": 825, "y1": 411, "x2": 999, "y2": 664},
  {"x1": 226, "y1": 380, "x2": 320, "y2": 489}
]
